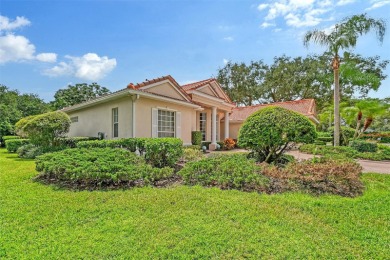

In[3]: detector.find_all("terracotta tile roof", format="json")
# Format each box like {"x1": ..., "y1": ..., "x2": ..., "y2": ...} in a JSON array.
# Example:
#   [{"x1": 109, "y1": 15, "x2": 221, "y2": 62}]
[
  {"x1": 227, "y1": 99, "x2": 317, "y2": 122},
  {"x1": 127, "y1": 75, "x2": 192, "y2": 102},
  {"x1": 181, "y1": 78, "x2": 215, "y2": 91},
  {"x1": 181, "y1": 78, "x2": 234, "y2": 104}
]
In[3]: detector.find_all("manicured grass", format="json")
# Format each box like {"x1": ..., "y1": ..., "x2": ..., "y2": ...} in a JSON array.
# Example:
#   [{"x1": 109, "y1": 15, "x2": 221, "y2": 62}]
[{"x1": 1, "y1": 148, "x2": 389, "y2": 259}]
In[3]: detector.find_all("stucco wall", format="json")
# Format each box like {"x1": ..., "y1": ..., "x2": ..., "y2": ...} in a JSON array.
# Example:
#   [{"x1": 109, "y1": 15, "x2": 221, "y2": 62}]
[
  {"x1": 67, "y1": 96, "x2": 133, "y2": 138},
  {"x1": 134, "y1": 97, "x2": 197, "y2": 145},
  {"x1": 220, "y1": 122, "x2": 242, "y2": 140},
  {"x1": 145, "y1": 82, "x2": 185, "y2": 100}
]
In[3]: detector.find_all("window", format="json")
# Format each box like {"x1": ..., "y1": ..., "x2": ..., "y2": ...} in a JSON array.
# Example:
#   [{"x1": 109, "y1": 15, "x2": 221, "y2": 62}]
[
  {"x1": 70, "y1": 116, "x2": 78, "y2": 123},
  {"x1": 199, "y1": 112, "x2": 207, "y2": 141},
  {"x1": 112, "y1": 108, "x2": 118, "y2": 138},
  {"x1": 158, "y1": 110, "x2": 175, "y2": 137}
]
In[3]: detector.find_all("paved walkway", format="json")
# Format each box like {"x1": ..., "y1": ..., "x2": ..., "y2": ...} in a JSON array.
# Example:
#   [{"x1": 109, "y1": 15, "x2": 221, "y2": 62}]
[{"x1": 286, "y1": 150, "x2": 390, "y2": 174}]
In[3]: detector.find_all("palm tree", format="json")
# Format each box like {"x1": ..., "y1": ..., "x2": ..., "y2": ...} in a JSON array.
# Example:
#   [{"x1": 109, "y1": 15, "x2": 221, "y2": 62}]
[{"x1": 303, "y1": 14, "x2": 386, "y2": 146}]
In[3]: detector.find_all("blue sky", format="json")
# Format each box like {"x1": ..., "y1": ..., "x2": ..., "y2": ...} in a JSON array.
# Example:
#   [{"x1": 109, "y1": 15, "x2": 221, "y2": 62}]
[{"x1": 1, "y1": 0, "x2": 389, "y2": 102}]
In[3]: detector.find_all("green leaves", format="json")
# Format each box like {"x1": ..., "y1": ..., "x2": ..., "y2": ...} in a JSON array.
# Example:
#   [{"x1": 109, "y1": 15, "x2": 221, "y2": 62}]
[
  {"x1": 238, "y1": 107, "x2": 317, "y2": 163},
  {"x1": 51, "y1": 83, "x2": 111, "y2": 110}
]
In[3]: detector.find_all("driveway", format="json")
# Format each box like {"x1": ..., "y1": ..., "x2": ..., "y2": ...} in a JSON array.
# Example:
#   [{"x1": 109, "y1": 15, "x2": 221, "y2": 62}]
[{"x1": 286, "y1": 150, "x2": 390, "y2": 174}]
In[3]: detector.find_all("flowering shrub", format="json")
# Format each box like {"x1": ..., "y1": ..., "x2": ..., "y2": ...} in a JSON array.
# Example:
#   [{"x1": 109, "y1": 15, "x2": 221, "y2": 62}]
[{"x1": 223, "y1": 138, "x2": 236, "y2": 150}]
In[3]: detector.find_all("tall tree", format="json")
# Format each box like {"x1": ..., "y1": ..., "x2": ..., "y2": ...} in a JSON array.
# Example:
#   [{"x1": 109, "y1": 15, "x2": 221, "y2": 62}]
[
  {"x1": 217, "y1": 61, "x2": 268, "y2": 106},
  {"x1": 51, "y1": 83, "x2": 111, "y2": 110},
  {"x1": 304, "y1": 13, "x2": 386, "y2": 146},
  {"x1": 0, "y1": 85, "x2": 49, "y2": 140}
]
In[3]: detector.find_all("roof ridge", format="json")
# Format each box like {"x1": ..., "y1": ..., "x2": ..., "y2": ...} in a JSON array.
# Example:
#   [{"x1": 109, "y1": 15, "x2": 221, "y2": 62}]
[
  {"x1": 237, "y1": 99, "x2": 314, "y2": 109},
  {"x1": 181, "y1": 78, "x2": 214, "y2": 88}
]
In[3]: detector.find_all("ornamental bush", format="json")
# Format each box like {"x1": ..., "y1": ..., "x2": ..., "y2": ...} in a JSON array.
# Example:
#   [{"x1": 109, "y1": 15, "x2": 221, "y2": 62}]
[
  {"x1": 145, "y1": 138, "x2": 183, "y2": 168},
  {"x1": 223, "y1": 138, "x2": 236, "y2": 150},
  {"x1": 178, "y1": 154, "x2": 269, "y2": 192},
  {"x1": 349, "y1": 140, "x2": 378, "y2": 153},
  {"x1": 35, "y1": 148, "x2": 174, "y2": 188},
  {"x1": 191, "y1": 131, "x2": 202, "y2": 145},
  {"x1": 1, "y1": 135, "x2": 20, "y2": 147},
  {"x1": 238, "y1": 107, "x2": 317, "y2": 163},
  {"x1": 5, "y1": 139, "x2": 30, "y2": 153},
  {"x1": 17, "y1": 111, "x2": 71, "y2": 147}
]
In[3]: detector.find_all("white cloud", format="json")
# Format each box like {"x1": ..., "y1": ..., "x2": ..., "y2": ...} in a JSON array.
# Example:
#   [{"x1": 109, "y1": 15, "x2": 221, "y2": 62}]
[
  {"x1": 261, "y1": 22, "x2": 275, "y2": 28},
  {"x1": 366, "y1": 0, "x2": 390, "y2": 11},
  {"x1": 336, "y1": 0, "x2": 356, "y2": 6},
  {"x1": 43, "y1": 62, "x2": 74, "y2": 77},
  {"x1": 223, "y1": 59, "x2": 229, "y2": 65},
  {"x1": 0, "y1": 15, "x2": 31, "y2": 31},
  {"x1": 257, "y1": 0, "x2": 337, "y2": 28},
  {"x1": 0, "y1": 15, "x2": 57, "y2": 64},
  {"x1": 223, "y1": 36, "x2": 234, "y2": 41},
  {"x1": 273, "y1": 28, "x2": 282, "y2": 32},
  {"x1": 0, "y1": 34, "x2": 35, "y2": 63},
  {"x1": 44, "y1": 53, "x2": 117, "y2": 81},
  {"x1": 36, "y1": 53, "x2": 57, "y2": 63},
  {"x1": 258, "y1": 3, "x2": 269, "y2": 10}
]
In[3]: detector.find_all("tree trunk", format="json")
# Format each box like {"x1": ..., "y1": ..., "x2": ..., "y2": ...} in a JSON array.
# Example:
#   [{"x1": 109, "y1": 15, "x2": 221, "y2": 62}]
[
  {"x1": 354, "y1": 111, "x2": 362, "y2": 138},
  {"x1": 332, "y1": 56, "x2": 340, "y2": 146}
]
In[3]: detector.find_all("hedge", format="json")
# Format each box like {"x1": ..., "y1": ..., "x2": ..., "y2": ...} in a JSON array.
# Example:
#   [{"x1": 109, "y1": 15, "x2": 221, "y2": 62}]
[
  {"x1": 5, "y1": 139, "x2": 30, "y2": 153},
  {"x1": 1, "y1": 135, "x2": 20, "y2": 147},
  {"x1": 35, "y1": 148, "x2": 174, "y2": 187},
  {"x1": 191, "y1": 131, "x2": 202, "y2": 145},
  {"x1": 145, "y1": 138, "x2": 183, "y2": 168},
  {"x1": 76, "y1": 138, "x2": 148, "y2": 154},
  {"x1": 349, "y1": 140, "x2": 378, "y2": 153},
  {"x1": 54, "y1": 137, "x2": 99, "y2": 148}
]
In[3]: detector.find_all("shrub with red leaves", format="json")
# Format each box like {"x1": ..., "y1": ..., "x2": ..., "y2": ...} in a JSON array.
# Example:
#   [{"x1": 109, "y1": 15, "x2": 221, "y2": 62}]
[{"x1": 223, "y1": 138, "x2": 236, "y2": 150}]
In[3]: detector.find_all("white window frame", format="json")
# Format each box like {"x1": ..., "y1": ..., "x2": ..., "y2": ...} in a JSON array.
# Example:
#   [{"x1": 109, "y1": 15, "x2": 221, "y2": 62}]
[
  {"x1": 112, "y1": 107, "x2": 119, "y2": 138},
  {"x1": 157, "y1": 109, "x2": 176, "y2": 138},
  {"x1": 199, "y1": 112, "x2": 207, "y2": 141}
]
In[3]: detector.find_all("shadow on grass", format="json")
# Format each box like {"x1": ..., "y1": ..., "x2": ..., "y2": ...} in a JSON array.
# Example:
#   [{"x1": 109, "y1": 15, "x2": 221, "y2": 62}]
[{"x1": 5, "y1": 156, "x2": 34, "y2": 162}]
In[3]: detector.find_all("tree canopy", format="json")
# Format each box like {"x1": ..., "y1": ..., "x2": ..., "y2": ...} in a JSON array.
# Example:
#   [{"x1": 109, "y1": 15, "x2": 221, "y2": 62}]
[
  {"x1": 51, "y1": 83, "x2": 111, "y2": 110},
  {"x1": 0, "y1": 85, "x2": 49, "y2": 139},
  {"x1": 216, "y1": 52, "x2": 387, "y2": 110}
]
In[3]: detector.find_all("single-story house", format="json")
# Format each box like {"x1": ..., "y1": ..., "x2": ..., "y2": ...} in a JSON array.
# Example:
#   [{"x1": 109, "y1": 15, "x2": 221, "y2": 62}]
[{"x1": 62, "y1": 75, "x2": 318, "y2": 149}]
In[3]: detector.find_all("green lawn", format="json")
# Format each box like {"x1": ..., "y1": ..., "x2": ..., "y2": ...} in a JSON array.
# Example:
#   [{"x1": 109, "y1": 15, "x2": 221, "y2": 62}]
[{"x1": 1, "y1": 149, "x2": 389, "y2": 259}]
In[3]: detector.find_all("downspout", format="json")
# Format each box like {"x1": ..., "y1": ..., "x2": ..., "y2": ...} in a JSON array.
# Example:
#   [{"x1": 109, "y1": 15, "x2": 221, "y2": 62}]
[{"x1": 131, "y1": 94, "x2": 140, "y2": 137}]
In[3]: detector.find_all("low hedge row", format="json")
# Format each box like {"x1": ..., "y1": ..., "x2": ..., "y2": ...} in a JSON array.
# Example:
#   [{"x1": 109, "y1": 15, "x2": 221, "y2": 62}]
[
  {"x1": 35, "y1": 148, "x2": 174, "y2": 188},
  {"x1": 5, "y1": 139, "x2": 30, "y2": 153},
  {"x1": 54, "y1": 137, "x2": 99, "y2": 148},
  {"x1": 349, "y1": 140, "x2": 378, "y2": 153},
  {"x1": 76, "y1": 138, "x2": 148, "y2": 154},
  {"x1": 77, "y1": 137, "x2": 183, "y2": 168},
  {"x1": 178, "y1": 154, "x2": 363, "y2": 197},
  {"x1": 359, "y1": 132, "x2": 390, "y2": 143},
  {"x1": 299, "y1": 144, "x2": 390, "y2": 161}
]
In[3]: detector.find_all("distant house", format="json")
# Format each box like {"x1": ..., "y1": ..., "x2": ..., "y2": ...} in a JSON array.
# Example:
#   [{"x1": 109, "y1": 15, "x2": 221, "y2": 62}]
[{"x1": 62, "y1": 75, "x2": 318, "y2": 149}]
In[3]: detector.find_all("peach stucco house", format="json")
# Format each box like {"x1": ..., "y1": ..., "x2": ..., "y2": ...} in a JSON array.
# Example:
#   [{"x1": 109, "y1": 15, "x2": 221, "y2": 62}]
[{"x1": 62, "y1": 75, "x2": 318, "y2": 150}]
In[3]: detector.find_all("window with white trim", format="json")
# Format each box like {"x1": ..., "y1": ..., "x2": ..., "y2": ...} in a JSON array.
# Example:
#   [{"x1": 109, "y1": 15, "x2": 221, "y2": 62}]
[
  {"x1": 112, "y1": 107, "x2": 118, "y2": 138},
  {"x1": 199, "y1": 112, "x2": 207, "y2": 141},
  {"x1": 158, "y1": 110, "x2": 175, "y2": 137}
]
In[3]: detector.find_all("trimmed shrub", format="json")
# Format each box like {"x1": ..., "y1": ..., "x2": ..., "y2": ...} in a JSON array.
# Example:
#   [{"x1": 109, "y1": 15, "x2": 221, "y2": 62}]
[
  {"x1": 35, "y1": 148, "x2": 174, "y2": 187},
  {"x1": 184, "y1": 145, "x2": 201, "y2": 150},
  {"x1": 180, "y1": 148, "x2": 204, "y2": 163},
  {"x1": 14, "y1": 115, "x2": 35, "y2": 138},
  {"x1": 17, "y1": 111, "x2": 71, "y2": 147},
  {"x1": 238, "y1": 106, "x2": 317, "y2": 163},
  {"x1": 145, "y1": 138, "x2": 183, "y2": 168},
  {"x1": 359, "y1": 132, "x2": 390, "y2": 143},
  {"x1": 55, "y1": 137, "x2": 99, "y2": 148},
  {"x1": 5, "y1": 139, "x2": 30, "y2": 153},
  {"x1": 76, "y1": 138, "x2": 137, "y2": 151},
  {"x1": 1, "y1": 135, "x2": 20, "y2": 147},
  {"x1": 223, "y1": 138, "x2": 236, "y2": 150},
  {"x1": 262, "y1": 158, "x2": 364, "y2": 197},
  {"x1": 191, "y1": 131, "x2": 202, "y2": 145},
  {"x1": 299, "y1": 143, "x2": 390, "y2": 161},
  {"x1": 17, "y1": 144, "x2": 67, "y2": 159},
  {"x1": 178, "y1": 154, "x2": 269, "y2": 192},
  {"x1": 349, "y1": 140, "x2": 378, "y2": 153}
]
